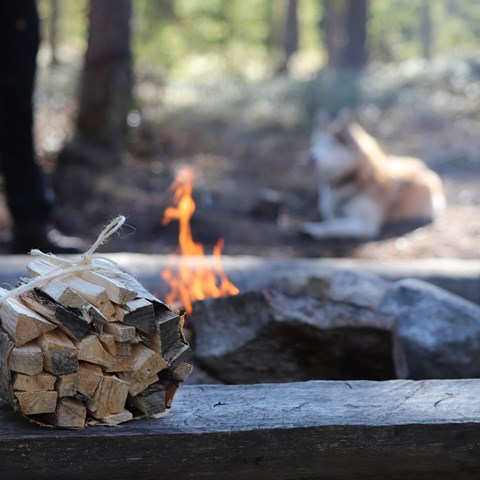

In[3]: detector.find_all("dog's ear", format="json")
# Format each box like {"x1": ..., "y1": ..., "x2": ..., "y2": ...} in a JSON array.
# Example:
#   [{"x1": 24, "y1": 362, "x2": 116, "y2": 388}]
[{"x1": 331, "y1": 121, "x2": 357, "y2": 148}]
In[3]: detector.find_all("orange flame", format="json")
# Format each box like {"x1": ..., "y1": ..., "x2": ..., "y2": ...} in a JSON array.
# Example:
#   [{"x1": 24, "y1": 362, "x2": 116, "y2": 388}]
[{"x1": 161, "y1": 167, "x2": 239, "y2": 314}]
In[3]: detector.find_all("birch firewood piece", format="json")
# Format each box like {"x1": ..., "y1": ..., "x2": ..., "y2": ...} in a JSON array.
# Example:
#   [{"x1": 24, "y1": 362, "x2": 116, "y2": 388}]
[
  {"x1": 103, "y1": 322, "x2": 136, "y2": 342},
  {"x1": 77, "y1": 334, "x2": 116, "y2": 369},
  {"x1": 37, "y1": 330, "x2": 78, "y2": 376},
  {"x1": 27, "y1": 258, "x2": 116, "y2": 318},
  {"x1": 127, "y1": 382, "x2": 166, "y2": 416},
  {"x1": 12, "y1": 372, "x2": 56, "y2": 392},
  {"x1": 88, "y1": 375, "x2": 129, "y2": 419},
  {"x1": 0, "y1": 227, "x2": 192, "y2": 428},
  {"x1": 21, "y1": 289, "x2": 91, "y2": 341},
  {"x1": 8, "y1": 342, "x2": 43, "y2": 375},
  {"x1": 77, "y1": 362, "x2": 103, "y2": 398},
  {"x1": 114, "y1": 298, "x2": 156, "y2": 333},
  {"x1": 0, "y1": 287, "x2": 56, "y2": 347},
  {"x1": 55, "y1": 373, "x2": 78, "y2": 397},
  {"x1": 48, "y1": 397, "x2": 87, "y2": 429},
  {"x1": 79, "y1": 269, "x2": 138, "y2": 305},
  {"x1": 14, "y1": 390, "x2": 58, "y2": 415},
  {"x1": 101, "y1": 409, "x2": 133, "y2": 425}
]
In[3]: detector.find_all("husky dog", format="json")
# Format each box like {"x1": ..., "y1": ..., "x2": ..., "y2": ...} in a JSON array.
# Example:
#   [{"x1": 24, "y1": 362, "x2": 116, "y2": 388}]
[{"x1": 301, "y1": 113, "x2": 446, "y2": 240}]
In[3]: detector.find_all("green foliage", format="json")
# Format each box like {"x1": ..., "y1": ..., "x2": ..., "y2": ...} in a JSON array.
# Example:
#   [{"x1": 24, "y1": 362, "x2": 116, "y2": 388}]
[{"x1": 36, "y1": 0, "x2": 480, "y2": 79}]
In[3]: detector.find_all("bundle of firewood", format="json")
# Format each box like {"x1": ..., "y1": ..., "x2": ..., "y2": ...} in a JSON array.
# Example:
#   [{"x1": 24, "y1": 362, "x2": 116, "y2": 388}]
[{"x1": 0, "y1": 248, "x2": 192, "y2": 428}]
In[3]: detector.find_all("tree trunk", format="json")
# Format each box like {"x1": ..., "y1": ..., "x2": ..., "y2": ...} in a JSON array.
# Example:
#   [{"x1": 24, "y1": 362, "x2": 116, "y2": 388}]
[
  {"x1": 75, "y1": 0, "x2": 133, "y2": 162},
  {"x1": 53, "y1": 0, "x2": 133, "y2": 230},
  {"x1": 48, "y1": 0, "x2": 59, "y2": 68},
  {"x1": 420, "y1": 0, "x2": 434, "y2": 60},
  {"x1": 278, "y1": 0, "x2": 298, "y2": 73},
  {"x1": 321, "y1": 0, "x2": 346, "y2": 68},
  {"x1": 340, "y1": 0, "x2": 368, "y2": 69}
]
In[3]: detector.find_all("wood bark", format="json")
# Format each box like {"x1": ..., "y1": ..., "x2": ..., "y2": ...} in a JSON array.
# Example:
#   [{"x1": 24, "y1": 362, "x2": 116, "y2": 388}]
[{"x1": 1, "y1": 380, "x2": 480, "y2": 479}]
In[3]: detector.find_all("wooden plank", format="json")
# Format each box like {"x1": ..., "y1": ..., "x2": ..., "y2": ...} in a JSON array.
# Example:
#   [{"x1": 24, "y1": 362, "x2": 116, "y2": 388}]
[{"x1": 1, "y1": 380, "x2": 480, "y2": 479}]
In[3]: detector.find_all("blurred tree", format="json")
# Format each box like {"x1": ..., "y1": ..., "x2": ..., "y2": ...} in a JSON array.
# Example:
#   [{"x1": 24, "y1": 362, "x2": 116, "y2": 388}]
[
  {"x1": 320, "y1": 0, "x2": 369, "y2": 70},
  {"x1": 53, "y1": 0, "x2": 133, "y2": 224},
  {"x1": 420, "y1": 0, "x2": 434, "y2": 59},
  {"x1": 342, "y1": 0, "x2": 368, "y2": 68},
  {"x1": 47, "y1": 0, "x2": 59, "y2": 68},
  {"x1": 58, "y1": 0, "x2": 133, "y2": 170},
  {"x1": 278, "y1": 0, "x2": 299, "y2": 74},
  {"x1": 76, "y1": 0, "x2": 133, "y2": 160},
  {"x1": 321, "y1": 0, "x2": 346, "y2": 68}
]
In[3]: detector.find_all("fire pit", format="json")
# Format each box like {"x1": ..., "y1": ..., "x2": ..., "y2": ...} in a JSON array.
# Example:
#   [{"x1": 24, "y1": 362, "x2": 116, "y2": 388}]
[{"x1": 0, "y1": 255, "x2": 480, "y2": 478}]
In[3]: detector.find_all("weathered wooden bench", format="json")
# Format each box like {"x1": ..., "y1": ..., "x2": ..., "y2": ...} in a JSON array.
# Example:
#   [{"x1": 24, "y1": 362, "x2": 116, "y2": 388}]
[{"x1": 2, "y1": 379, "x2": 480, "y2": 479}]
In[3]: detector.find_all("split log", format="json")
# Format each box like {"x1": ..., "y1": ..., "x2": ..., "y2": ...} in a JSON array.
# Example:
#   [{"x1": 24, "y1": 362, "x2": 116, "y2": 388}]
[
  {"x1": 8, "y1": 342, "x2": 43, "y2": 375},
  {"x1": 46, "y1": 397, "x2": 87, "y2": 429},
  {"x1": 127, "y1": 382, "x2": 166, "y2": 416},
  {"x1": 27, "y1": 258, "x2": 116, "y2": 317},
  {"x1": 0, "y1": 288, "x2": 55, "y2": 347},
  {"x1": 88, "y1": 375, "x2": 129, "y2": 419},
  {"x1": 191, "y1": 289, "x2": 406, "y2": 383},
  {"x1": 55, "y1": 373, "x2": 78, "y2": 397},
  {"x1": 21, "y1": 289, "x2": 91, "y2": 341},
  {"x1": 77, "y1": 334, "x2": 116, "y2": 370},
  {"x1": 14, "y1": 390, "x2": 58, "y2": 415},
  {"x1": 114, "y1": 298, "x2": 156, "y2": 333},
  {"x1": 103, "y1": 322, "x2": 136, "y2": 342},
  {"x1": 37, "y1": 330, "x2": 78, "y2": 376},
  {"x1": 118, "y1": 372, "x2": 159, "y2": 397},
  {"x1": 13, "y1": 372, "x2": 56, "y2": 392},
  {"x1": 77, "y1": 362, "x2": 103, "y2": 398}
]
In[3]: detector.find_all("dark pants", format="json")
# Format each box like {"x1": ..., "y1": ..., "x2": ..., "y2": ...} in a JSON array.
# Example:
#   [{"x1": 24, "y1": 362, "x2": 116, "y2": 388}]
[{"x1": 0, "y1": 1, "x2": 52, "y2": 224}]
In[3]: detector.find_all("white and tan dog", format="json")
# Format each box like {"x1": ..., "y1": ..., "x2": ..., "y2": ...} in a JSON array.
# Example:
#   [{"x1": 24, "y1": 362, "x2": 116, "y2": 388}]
[{"x1": 301, "y1": 113, "x2": 446, "y2": 240}]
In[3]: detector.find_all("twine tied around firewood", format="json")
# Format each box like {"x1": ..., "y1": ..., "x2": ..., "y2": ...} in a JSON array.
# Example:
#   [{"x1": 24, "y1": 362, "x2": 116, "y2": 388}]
[{"x1": 0, "y1": 215, "x2": 130, "y2": 306}]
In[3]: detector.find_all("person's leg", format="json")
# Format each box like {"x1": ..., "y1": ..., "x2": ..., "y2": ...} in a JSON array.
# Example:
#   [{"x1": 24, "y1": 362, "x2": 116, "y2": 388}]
[
  {"x1": 0, "y1": 1, "x2": 82, "y2": 253},
  {"x1": 0, "y1": 1, "x2": 52, "y2": 223}
]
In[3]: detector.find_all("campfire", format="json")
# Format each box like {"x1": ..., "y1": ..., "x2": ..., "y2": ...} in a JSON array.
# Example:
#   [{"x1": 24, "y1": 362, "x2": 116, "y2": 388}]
[{"x1": 161, "y1": 167, "x2": 239, "y2": 315}]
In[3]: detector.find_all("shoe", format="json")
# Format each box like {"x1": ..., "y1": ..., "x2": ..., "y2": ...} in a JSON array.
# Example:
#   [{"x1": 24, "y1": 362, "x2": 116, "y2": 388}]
[{"x1": 11, "y1": 222, "x2": 85, "y2": 255}]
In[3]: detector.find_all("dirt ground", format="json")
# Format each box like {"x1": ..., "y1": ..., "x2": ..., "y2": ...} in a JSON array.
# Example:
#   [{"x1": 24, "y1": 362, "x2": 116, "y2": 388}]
[{"x1": 0, "y1": 56, "x2": 479, "y2": 260}]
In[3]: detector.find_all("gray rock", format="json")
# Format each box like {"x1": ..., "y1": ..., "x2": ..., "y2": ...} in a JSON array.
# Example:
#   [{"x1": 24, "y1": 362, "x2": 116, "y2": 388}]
[
  {"x1": 190, "y1": 289, "x2": 406, "y2": 384},
  {"x1": 379, "y1": 278, "x2": 480, "y2": 379},
  {"x1": 272, "y1": 269, "x2": 389, "y2": 309}
]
